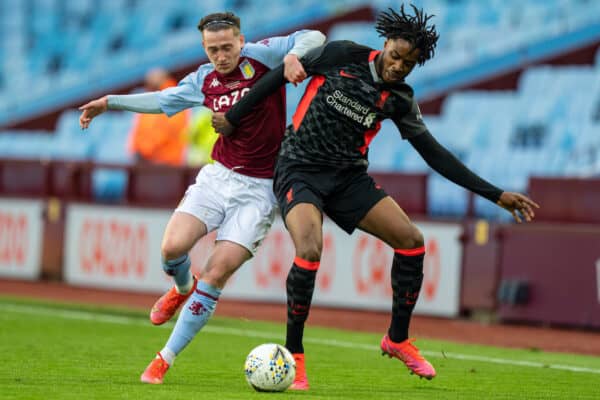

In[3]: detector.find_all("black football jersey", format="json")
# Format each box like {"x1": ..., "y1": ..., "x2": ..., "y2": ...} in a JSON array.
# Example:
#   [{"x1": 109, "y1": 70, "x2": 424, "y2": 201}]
[
  {"x1": 227, "y1": 40, "x2": 505, "y2": 204},
  {"x1": 280, "y1": 40, "x2": 428, "y2": 166}
]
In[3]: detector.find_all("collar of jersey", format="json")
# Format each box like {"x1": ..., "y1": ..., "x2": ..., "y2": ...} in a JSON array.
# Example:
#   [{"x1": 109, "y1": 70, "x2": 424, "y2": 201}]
[{"x1": 369, "y1": 52, "x2": 382, "y2": 83}]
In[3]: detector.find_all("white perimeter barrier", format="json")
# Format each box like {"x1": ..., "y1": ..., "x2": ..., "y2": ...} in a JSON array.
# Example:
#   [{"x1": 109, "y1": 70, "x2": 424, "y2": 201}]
[
  {"x1": 65, "y1": 204, "x2": 463, "y2": 317},
  {"x1": 0, "y1": 198, "x2": 44, "y2": 279}
]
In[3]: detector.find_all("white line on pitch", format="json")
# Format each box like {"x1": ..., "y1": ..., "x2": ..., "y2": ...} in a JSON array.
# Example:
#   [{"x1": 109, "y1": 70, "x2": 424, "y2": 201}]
[{"x1": 2, "y1": 303, "x2": 600, "y2": 375}]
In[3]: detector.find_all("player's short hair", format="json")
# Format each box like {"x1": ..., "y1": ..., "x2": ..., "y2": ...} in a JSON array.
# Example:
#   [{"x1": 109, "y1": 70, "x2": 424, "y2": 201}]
[
  {"x1": 197, "y1": 12, "x2": 241, "y2": 35},
  {"x1": 375, "y1": 4, "x2": 439, "y2": 66}
]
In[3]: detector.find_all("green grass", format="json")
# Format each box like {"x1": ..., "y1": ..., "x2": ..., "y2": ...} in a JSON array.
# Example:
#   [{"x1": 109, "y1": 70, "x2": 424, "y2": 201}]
[{"x1": 1, "y1": 296, "x2": 599, "y2": 399}]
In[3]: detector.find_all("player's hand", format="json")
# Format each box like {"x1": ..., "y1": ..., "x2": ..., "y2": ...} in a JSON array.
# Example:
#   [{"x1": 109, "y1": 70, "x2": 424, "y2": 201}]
[
  {"x1": 211, "y1": 112, "x2": 235, "y2": 137},
  {"x1": 497, "y1": 192, "x2": 540, "y2": 223},
  {"x1": 283, "y1": 54, "x2": 307, "y2": 85},
  {"x1": 78, "y1": 96, "x2": 108, "y2": 129}
]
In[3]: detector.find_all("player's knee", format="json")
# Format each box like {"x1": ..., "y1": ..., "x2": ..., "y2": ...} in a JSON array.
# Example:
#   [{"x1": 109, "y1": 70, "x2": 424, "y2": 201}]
[
  {"x1": 394, "y1": 224, "x2": 424, "y2": 250},
  {"x1": 292, "y1": 230, "x2": 322, "y2": 261},
  {"x1": 161, "y1": 237, "x2": 187, "y2": 261},
  {"x1": 295, "y1": 239, "x2": 322, "y2": 262},
  {"x1": 404, "y1": 225, "x2": 424, "y2": 249}
]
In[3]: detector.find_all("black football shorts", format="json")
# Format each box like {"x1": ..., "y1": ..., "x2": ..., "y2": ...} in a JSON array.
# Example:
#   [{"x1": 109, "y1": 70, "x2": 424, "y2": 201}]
[{"x1": 273, "y1": 157, "x2": 388, "y2": 234}]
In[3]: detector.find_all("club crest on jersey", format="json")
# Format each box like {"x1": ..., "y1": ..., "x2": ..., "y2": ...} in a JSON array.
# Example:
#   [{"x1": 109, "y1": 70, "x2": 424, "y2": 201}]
[
  {"x1": 239, "y1": 59, "x2": 255, "y2": 80},
  {"x1": 209, "y1": 77, "x2": 221, "y2": 88}
]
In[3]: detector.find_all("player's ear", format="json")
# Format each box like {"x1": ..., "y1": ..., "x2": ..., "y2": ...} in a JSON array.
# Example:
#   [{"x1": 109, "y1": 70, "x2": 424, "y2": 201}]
[{"x1": 239, "y1": 34, "x2": 245, "y2": 48}]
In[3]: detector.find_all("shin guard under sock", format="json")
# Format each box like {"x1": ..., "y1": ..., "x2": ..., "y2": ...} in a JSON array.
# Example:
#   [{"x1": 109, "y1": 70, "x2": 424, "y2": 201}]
[
  {"x1": 285, "y1": 257, "x2": 319, "y2": 354},
  {"x1": 164, "y1": 280, "x2": 221, "y2": 356},
  {"x1": 389, "y1": 247, "x2": 425, "y2": 343}
]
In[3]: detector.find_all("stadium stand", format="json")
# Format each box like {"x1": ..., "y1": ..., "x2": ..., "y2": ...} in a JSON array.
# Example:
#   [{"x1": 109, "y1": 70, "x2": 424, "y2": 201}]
[
  {"x1": 0, "y1": 0, "x2": 353, "y2": 127},
  {"x1": 1, "y1": 0, "x2": 600, "y2": 216}
]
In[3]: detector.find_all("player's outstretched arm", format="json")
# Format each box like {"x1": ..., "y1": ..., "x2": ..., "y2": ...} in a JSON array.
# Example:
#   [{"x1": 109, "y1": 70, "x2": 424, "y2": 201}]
[
  {"x1": 79, "y1": 92, "x2": 164, "y2": 129},
  {"x1": 409, "y1": 131, "x2": 540, "y2": 223},
  {"x1": 79, "y1": 96, "x2": 108, "y2": 129},
  {"x1": 496, "y1": 192, "x2": 539, "y2": 223}
]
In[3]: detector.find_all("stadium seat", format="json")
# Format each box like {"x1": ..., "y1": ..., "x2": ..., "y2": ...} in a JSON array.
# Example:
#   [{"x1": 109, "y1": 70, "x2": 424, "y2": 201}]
[{"x1": 91, "y1": 168, "x2": 128, "y2": 203}]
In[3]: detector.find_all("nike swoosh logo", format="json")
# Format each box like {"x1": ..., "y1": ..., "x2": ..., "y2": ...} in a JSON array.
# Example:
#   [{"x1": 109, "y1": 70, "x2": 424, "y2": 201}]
[{"x1": 340, "y1": 70, "x2": 358, "y2": 79}]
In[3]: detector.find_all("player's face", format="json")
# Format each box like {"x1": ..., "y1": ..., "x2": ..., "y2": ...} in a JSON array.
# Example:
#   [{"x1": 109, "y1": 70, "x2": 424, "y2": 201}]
[
  {"x1": 378, "y1": 38, "x2": 420, "y2": 83},
  {"x1": 202, "y1": 28, "x2": 245, "y2": 74}
]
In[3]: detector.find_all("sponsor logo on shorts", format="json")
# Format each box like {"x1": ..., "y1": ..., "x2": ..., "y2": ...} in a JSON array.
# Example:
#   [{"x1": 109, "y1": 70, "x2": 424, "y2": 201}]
[{"x1": 286, "y1": 188, "x2": 294, "y2": 204}]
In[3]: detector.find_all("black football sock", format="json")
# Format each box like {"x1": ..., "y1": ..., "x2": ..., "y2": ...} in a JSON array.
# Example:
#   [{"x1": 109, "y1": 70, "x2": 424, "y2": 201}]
[
  {"x1": 388, "y1": 247, "x2": 425, "y2": 343},
  {"x1": 285, "y1": 257, "x2": 319, "y2": 354}
]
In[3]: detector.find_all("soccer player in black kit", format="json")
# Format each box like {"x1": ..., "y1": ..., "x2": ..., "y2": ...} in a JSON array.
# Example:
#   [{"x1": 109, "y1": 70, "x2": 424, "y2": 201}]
[{"x1": 214, "y1": 5, "x2": 539, "y2": 390}]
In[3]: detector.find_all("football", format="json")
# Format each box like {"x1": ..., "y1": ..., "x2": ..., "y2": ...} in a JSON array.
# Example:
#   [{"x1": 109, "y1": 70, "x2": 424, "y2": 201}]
[{"x1": 244, "y1": 343, "x2": 296, "y2": 392}]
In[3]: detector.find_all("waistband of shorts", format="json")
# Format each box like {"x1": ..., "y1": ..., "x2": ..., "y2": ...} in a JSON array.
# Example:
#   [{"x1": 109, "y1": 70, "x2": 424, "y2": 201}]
[
  {"x1": 213, "y1": 161, "x2": 273, "y2": 185},
  {"x1": 277, "y1": 156, "x2": 367, "y2": 172}
]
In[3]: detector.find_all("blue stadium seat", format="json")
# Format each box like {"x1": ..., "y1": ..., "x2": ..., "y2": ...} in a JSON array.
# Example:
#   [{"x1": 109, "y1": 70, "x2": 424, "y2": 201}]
[
  {"x1": 428, "y1": 175, "x2": 468, "y2": 217},
  {"x1": 327, "y1": 22, "x2": 383, "y2": 49},
  {"x1": 91, "y1": 168, "x2": 128, "y2": 203}
]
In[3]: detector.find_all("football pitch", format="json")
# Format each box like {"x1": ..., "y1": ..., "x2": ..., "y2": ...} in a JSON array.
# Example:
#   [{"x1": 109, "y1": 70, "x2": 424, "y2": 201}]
[{"x1": 1, "y1": 297, "x2": 598, "y2": 399}]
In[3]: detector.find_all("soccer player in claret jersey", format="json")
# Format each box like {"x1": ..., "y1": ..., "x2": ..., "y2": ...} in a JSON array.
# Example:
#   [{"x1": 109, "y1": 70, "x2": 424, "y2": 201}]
[
  {"x1": 78, "y1": 12, "x2": 324, "y2": 384},
  {"x1": 215, "y1": 5, "x2": 539, "y2": 390}
]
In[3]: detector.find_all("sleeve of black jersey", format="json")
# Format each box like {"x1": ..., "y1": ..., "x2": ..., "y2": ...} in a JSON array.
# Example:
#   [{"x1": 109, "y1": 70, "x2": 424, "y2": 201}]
[
  {"x1": 225, "y1": 64, "x2": 287, "y2": 127},
  {"x1": 300, "y1": 41, "x2": 362, "y2": 74},
  {"x1": 391, "y1": 95, "x2": 428, "y2": 139},
  {"x1": 408, "y1": 131, "x2": 503, "y2": 203}
]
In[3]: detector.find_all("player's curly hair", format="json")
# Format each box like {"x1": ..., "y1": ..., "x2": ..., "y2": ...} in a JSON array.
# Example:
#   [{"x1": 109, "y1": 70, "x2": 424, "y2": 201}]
[
  {"x1": 197, "y1": 12, "x2": 241, "y2": 34},
  {"x1": 375, "y1": 4, "x2": 439, "y2": 65}
]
